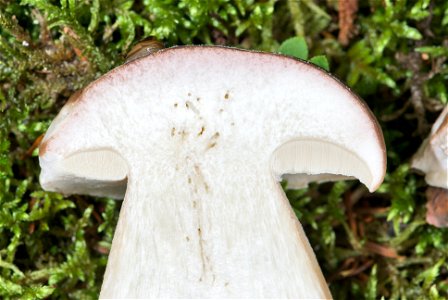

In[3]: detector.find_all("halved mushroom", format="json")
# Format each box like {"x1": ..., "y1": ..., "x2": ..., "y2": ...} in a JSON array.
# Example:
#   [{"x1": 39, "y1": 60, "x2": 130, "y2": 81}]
[{"x1": 39, "y1": 46, "x2": 386, "y2": 298}]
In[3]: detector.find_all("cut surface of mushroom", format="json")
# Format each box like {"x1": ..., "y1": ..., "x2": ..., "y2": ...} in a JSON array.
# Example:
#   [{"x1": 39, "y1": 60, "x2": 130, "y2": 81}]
[{"x1": 39, "y1": 46, "x2": 386, "y2": 298}]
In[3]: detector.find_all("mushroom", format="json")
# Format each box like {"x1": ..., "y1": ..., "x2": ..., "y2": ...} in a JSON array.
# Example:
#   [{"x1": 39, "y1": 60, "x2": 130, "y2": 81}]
[
  {"x1": 411, "y1": 105, "x2": 448, "y2": 189},
  {"x1": 411, "y1": 106, "x2": 448, "y2": 228},
  {"x1": 39, "y1": 46, "x2": 386, "y2": 298}
]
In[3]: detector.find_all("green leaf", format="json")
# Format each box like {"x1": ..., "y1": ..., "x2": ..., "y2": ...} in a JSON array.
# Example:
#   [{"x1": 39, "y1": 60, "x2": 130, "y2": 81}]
[
  {"x1": 116, "y1": 13, "x2": 136, "y2": 51},
  {"x1": 0, "y1": 275, "x2": 23, "y2": 295},
  {"x1": 408, "y1": 0, "x2": 431, "y2": 20},
  {"x1": 391, "y1": 21, "x2": 422, "y2": 40},
  {"x1": 374, "y1": 29, "x2": 392, "y2": 57},
  {"x1": 88, "y1": 0, "x2": 100, "y2": 32},
  {"x1": 443, "y1": 7, "x2": 448, "y2": 26},
  {"x1": 278, "y1": 37, "x2": 308, "y2": 60},
  {"x1": 434, "y1": 81, "x2": 447, "y2": 104},
  {"x1": 366, "y1": 265, "x2": 378, "y2": 300},
  {"x1": 235, "y1": 21, "x2": 250, "y2": 37},
  {"x1": 429, "y1": 284, "x2": 439, "y2": 300},
  {"x1": 347, "y1": 68, "x2": 361, "y2": 87},
  {"x1": 309, "y1": 55, "x2": 329, "y2": 71},
  {"x1": 48, "y1": 271, "x2": 65, "y2": 286},
  {"x1": 0, "y1": 259, "x2": 25, "y2": 278},
  {"x1": 375, "y1": 70, "x2": 397, "y2": 89},
  {"x1": 416, "y1": 258, "x2": 445, "y2": 289},
  {"x1": 68, "y1": 0, "x2": 76, "y2": 16},
  {"x1": 415, "y1": 46, "x2": 448, "y2": 57},
  {"x1": 33, "y1": 286, "x2": 55, "y2": 299}
]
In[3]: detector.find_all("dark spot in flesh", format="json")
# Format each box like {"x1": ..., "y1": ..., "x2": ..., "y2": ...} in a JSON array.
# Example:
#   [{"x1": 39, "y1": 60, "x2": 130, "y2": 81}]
[
  {"x1": 174, "y1": 103, "x2": 178, "y2": 107},
  {"x1": 198, "y1": 126, "x2": 205, "y2": 136},
  {"x1": 206, "y1": 132, "x2": 220, "y2": 150},
  {"x1": 178, "y1": 130, "x2": 188, "y2": 139},
  {"x1": 224, "y1": 91, "x2": 229, "y2": 99}
]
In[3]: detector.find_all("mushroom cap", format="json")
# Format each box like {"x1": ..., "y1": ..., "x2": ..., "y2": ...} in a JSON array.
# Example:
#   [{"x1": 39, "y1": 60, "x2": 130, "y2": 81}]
[{"x1": 39, "y1": 45, "x2": 386, "y2": 198}]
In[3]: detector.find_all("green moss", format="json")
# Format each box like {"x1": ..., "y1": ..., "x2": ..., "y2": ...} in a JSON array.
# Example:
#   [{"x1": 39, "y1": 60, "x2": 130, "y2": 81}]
[{"x1": 1, "y1": 0, "x2": 447, "y2": 299}]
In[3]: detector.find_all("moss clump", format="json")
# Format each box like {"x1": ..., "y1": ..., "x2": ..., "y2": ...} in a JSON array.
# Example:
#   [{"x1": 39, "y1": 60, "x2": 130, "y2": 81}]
[{"x1": 1, "y1": 0, "x2": 447, "y2": 299}]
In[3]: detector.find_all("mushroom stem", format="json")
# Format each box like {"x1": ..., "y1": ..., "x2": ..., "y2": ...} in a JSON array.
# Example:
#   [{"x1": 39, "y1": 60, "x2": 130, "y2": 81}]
[{"x1": 100, "y1": 165, "x2": 331, "y2": 298}]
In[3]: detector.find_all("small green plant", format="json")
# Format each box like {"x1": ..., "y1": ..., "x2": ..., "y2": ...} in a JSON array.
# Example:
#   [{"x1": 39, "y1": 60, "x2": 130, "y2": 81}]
[{"x1": 279, "y1": 36, "x2": 330, "y2": 71}]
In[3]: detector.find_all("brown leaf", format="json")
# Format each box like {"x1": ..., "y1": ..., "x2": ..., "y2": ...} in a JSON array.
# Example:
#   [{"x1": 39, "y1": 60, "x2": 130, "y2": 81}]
[
  {"x1": 426, "y1": 187, "x2": 448, "y2": 228},
  {"x1": 338, "y1": 0, "x2": 358, "y2": 46}
]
